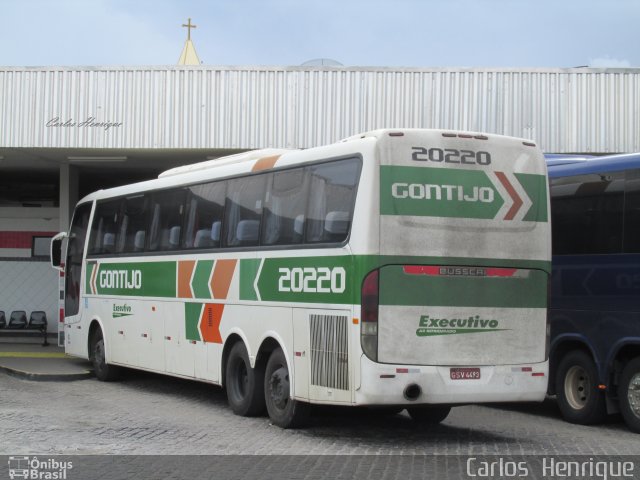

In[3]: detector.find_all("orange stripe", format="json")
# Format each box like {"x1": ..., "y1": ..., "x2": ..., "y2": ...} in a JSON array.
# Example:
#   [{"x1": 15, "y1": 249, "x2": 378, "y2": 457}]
[
  {"x1": 211, "y1": 259, "x2": 237, "y2": 299},
  {"x1": 200, "y1": 303, "x2": 224, "y2": 344},
  {"x1": 178, "y1": 260, "x2": 196, "y2": 298},
  {"x1": 251, "y1": 155, "x2": 280, "y2": 172}
]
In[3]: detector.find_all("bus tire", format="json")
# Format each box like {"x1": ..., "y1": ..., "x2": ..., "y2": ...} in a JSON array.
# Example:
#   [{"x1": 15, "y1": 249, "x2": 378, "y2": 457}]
[
  {"x1": 555, "y1": 350, "x2": 606, "y2": 425},
  {"x1": 264, "y1": 347, "x2": 309, "y2": 428},
  {"x1": 225, "y1": 342, "x2": 265, "y2": 416},
  {"x1": 90, "y1": 328, "x2": 121, "y2": 382},
  {"x1": 619, "y1": 357, "x2": 640, "y2": 433},
  {"x1": 407, "y1": 406, "x2": 451, "y2": 425}
]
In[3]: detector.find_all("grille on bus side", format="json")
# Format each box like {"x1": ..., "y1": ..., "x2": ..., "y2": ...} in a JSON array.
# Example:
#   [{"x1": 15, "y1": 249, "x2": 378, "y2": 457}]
[{"x1": 310, "y1": 314, "x2": 349, "y2": 391}]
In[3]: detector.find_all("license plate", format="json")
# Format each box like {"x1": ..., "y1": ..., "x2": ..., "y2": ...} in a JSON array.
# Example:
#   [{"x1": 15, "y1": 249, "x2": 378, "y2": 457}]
[{"x1": 450, "y1": 367, "x2": 481, "y2": 380}]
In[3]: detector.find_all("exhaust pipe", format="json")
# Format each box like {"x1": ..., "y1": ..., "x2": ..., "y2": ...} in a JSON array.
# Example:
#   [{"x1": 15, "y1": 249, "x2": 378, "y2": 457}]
[{"x1": 403, "y1": 383, "x2": 422, "y2": 401}]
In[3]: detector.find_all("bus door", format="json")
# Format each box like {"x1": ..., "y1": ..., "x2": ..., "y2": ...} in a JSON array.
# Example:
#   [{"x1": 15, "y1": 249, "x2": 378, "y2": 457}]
[{"x1": 64, "y1": 202, "x2": 93, "y2": 356}]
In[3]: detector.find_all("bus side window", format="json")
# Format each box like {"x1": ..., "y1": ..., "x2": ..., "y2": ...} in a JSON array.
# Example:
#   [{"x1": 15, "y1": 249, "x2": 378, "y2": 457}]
[
  {"x1": 184, "y1": 181, "x2": 226, "y2": 250},
  {"x1": 306, "y1": 158, "x2": 360, "y2": 244},
  {"x1": 119, "y1": 195, "x2": 149, "y2": 254},
  {"x1": 88, "y1": 199, "x2": 121, "y2": 255},
  {"x1": 624, "y1": 170, "x2": 640, "y2": 253},
  {"x1": 224, "y1": 175, "x2": 267, "y2": 247},
  {"x1": 148, "y1": 189, "x2": 186, "y2": 252},
  {"x1": 551, "y1": 172, "x2": 624, "y2": 255},
  {"x1": 262, "y1": 167, "x2": 308, "y2": 246}
]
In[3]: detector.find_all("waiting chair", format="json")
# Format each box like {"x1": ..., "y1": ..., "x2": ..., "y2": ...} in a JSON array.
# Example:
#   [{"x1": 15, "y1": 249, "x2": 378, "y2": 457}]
[
  {"x1": 0, "y1": 311, "x2": 5, "y2": 328},
  {"x1": 28, "y1": 311, "x2": 48, "y2": 330},
  {"x1": 8, "y1": 311, "x2": 27, "y2": 329}
]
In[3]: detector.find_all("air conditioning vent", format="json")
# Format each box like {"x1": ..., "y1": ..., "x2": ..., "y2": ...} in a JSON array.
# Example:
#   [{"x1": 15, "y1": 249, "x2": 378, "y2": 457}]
[{"x1": 310, "y1": 314, "x2": 349, "y2": 391}]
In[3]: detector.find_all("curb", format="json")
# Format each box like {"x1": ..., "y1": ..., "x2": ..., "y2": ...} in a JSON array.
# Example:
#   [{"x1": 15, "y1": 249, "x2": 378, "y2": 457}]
[{"x1": 0, "y1": 363, "x2": 94, "y2": 382}]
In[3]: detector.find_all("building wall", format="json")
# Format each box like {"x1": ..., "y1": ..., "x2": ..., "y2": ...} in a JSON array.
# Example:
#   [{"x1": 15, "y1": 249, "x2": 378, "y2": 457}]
[
  {"x1": 0, "y1": 261, "x2": 58, "y2": 332},
  {"x1": 0, "y1": 207, "x2": 59, "y2": 332},
  {"x1": 1, "y1": 65, "x2": 640, "y2": 335},
  {"x1": 1, "y1": 66, "x2": 639, "y2": 153}
]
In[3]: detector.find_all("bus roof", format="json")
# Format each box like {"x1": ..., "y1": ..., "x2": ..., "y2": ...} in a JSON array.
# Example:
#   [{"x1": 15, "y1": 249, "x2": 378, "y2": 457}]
[
  {"x1": 544, "y1": 153, "x2": 594, "y2": 167},
  {"x1": 159, "y1": 148, "x2": 295, "y2": 178},
  {"x1": 547, "y1": 152, "x2": 640, "y2": 178},
  {"x1": 75, "y1": 128, "x2": 544, "y2": 205}
]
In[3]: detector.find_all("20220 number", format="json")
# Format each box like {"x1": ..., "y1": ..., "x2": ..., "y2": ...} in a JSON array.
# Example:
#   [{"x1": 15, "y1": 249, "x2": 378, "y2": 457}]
[
  {"x1": 278, "y1": 267, "x2": 346, "y2": 294},
  {"x1": 411, "y1": 147, "x2": 491, "y2": 165}
]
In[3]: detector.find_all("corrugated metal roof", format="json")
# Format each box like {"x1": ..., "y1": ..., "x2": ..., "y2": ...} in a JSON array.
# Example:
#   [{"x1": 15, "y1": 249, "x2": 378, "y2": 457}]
[{"x1": 0, "y1": 66, "x2": 638, "y2": 153}]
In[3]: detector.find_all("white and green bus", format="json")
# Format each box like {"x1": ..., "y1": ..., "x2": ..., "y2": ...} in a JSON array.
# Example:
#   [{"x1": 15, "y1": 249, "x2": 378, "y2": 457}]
[{"x1": 51, "y1": 129, "x2": 551, "y2": 428}]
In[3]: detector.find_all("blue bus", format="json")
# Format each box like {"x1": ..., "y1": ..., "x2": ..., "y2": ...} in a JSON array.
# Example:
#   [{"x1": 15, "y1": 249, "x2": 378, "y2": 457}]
[{"x1": 548, "y1": 152, "x2": 640, "y2": 433}]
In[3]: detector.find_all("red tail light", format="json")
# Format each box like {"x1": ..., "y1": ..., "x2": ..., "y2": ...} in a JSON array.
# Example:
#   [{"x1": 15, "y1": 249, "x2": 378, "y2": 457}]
[{"x1": 361, "y1": 269, "x2": 379, "y2": 361}]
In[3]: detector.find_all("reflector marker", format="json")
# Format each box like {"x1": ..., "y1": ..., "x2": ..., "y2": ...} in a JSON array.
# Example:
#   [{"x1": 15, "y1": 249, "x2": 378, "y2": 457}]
[{"x1": 396, "y1": 368, "x2": 421, "y2": 374}]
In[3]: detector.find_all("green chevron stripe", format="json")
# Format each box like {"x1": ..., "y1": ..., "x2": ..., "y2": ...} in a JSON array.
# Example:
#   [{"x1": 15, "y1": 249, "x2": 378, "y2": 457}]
[
  {"x1": 185, "y1": 303, "x2": 203, "y2": 341},
  {"x1": 192, "y1": 260, "x2": 214, "y2": 299}
]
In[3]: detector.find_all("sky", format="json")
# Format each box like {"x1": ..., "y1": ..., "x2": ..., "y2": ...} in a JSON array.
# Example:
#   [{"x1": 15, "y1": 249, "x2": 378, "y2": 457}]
[{"x1": 1, "y1": 0, "x2": 638, "y2": 68}]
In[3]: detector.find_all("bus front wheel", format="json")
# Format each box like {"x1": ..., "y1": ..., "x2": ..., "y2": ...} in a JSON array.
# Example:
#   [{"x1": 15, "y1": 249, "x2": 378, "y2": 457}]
[
  {"x1": 90, "y1": 328, "x2": 121, "y2": 381},
  {"x1": 225, "y1": 342, "x2": 265, "y2": 416},
  {"x1": 555, "y1": 350, "x2": 606, "y2": 425},
  {"x1": 619, "y1": 357, "x2": 640, "y2": 433},
  {"x1": 264, "y1": 348, "x2": 309, "y2": 428}
]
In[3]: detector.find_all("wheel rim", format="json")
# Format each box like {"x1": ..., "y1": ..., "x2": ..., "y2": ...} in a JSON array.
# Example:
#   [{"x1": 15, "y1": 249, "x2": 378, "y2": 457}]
[
  {"x1": 627, "y1": 372, "x2": 640, "y2": 419},
  {"x1": 564, "y1": 365, "x2": 590, "y2": 410},
  {"x1": 268, "y1": 366, "x2": 289, "y2": 411},
  {"x1": 232, "y1": 360, "x2": 249, "y2": 399}
]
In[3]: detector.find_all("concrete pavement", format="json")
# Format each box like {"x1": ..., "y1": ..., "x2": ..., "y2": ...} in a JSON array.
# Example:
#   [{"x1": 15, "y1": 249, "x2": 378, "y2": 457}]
[{"x1": 0, "y1": 338, "x2": 92, "y2": 381}]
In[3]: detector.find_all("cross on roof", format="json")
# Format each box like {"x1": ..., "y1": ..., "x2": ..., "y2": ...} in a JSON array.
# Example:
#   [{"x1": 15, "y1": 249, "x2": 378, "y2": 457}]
[{"x1": 182, "y1": 18, "x2": 197, "y2": 41}]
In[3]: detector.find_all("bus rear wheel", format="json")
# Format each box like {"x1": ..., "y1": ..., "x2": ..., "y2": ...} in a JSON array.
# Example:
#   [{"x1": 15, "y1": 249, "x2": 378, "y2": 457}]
[
  {"x1": 555, "y1": 350, "x2": 606, "y2": 425},
  {"x1": 90, "y1": 328, "x2": 121, "y2": 381},
  {"x1": 407, "y1": 406, "x2": 451, "y2": 425},
  {"x1": 619, "y1": 357, "x2": 640, "y2": 433},
  {"x1": 225, "y1": 342, "x2": 265, "y2": 416},
  {"x1": 264, "y1": 348, "x2": 309, "y2": 428}
]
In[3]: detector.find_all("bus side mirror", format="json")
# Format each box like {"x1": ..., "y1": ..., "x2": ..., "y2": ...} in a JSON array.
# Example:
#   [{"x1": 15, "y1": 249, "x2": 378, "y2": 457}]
[{"x1": 50, "y1": 232, "x2": 67, "y2": 272}]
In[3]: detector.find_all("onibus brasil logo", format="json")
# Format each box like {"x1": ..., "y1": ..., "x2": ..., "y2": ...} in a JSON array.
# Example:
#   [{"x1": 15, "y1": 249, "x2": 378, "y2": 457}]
[
  {"x1": 8, "y1": 456, "x2": 73, "y2": 480},
  {"x1": 416, "y1": 314, "x2": 507, "y2": 337}
]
